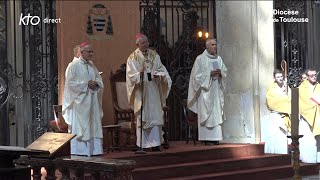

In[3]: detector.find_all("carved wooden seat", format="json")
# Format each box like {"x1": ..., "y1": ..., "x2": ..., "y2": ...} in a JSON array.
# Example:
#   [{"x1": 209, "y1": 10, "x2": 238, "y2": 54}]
[
  {"x1": 182, "y1": 99, "x2": 198, "y2": 145},
  {"x1": 103, "y1": 124, "x2": 121, "y2": 153},
  {"x1": 162, "y1": 105, "x2": 170, "y2": 149},
  {"x1": 109, "y1": 64, "x2": 136, "y2": 150}
]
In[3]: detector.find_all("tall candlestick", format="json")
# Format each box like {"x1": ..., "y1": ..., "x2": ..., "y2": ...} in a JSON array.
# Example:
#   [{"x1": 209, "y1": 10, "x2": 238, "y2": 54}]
[{"x1": 291, "y1": 87, "x2": 299, "y2": 136}]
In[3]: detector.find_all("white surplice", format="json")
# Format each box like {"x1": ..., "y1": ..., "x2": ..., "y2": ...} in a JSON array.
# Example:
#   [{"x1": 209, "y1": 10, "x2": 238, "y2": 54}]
[
  {"x1": 187, "y1": 50, "x2": 227, "y2": 141},
  {"x1": 299, "y1": 117, "x2": 317, "y2": 163},
  {"x1": 264, "y1": 112, "x2": 289, "y2": 154},
  {"x1": 62, "y1": 57, "x2": 104, "y2": 156},
  {"x1": 126, "y1": 48, "x2": 172, "y2": 148}
]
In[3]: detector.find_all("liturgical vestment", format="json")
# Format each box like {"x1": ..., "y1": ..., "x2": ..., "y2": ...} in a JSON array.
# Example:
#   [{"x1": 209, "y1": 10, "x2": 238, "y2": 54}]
[
  {"x1": 298, "y1": 80, "x2": 320, "y2": 163},
  {"x1": 187, "y1": 50, "x2": 227, "y2": 141},
  {"x1": 265, "y1": 82, "x2": 291, "y2": 154},
  {"x1": 126, "y1": 48, "x2": 172, "y2": 148},
  {"x1": 62, "y1": 57, "x2": 104, "y2": 156}
]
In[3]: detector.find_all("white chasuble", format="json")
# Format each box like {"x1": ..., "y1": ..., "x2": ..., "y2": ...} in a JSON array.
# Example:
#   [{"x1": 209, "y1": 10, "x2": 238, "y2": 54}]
[
  {"x1": 62, "y1": 57, "x2": 104, "y2": 156},
  {"x1": 187, "y1": 50, "x2": 227, "y2": 141},
  {"x1": 126, "y1": 48, "x2": 172, "y2": 148}
]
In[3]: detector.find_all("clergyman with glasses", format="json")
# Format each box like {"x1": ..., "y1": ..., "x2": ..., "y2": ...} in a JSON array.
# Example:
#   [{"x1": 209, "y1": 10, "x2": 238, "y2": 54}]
[
  {"x1": 62, "y1": 42, "x2": 104, "y2": 156},
  {"x1": 299, "y1": 69, "x2": 320, "y2": 163}
]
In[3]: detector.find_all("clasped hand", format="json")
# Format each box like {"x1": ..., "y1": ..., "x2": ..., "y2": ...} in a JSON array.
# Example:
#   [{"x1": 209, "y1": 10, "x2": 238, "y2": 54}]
[
  {"x1": 211, "y1": 69, "x2": 221, "y2": 78},
  {"x1": 88, "y1": 80, "x2": 98, "y2": 90}
]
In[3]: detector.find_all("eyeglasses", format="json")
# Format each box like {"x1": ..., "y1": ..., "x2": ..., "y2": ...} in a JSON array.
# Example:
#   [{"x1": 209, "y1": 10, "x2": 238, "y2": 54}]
[
  {"x1": 307, "y1": 74, "x2": 317, "y2": 77},
  {"x1": 83, "y1": 50, "x2": 94, "y2": 53}
]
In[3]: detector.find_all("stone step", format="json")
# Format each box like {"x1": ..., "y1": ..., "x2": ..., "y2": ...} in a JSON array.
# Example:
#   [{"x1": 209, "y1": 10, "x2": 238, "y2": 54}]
[
  {"x1": 119, "y1": 143, "x2": 265, "y2": 168},
  {"x1": 106, "y1": 142, "x2": 318, "y2": 180},
  {"x1": 162, "y1": 163, "x2": 319, "y2": 180},
  {"x1": 133, "y1": 154, "x2": 291, "y2": 179}
]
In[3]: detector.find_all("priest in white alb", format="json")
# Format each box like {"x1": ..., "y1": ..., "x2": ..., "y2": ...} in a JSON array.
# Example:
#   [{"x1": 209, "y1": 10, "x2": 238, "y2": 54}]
[
  {"x1": 187, "y1": 38, "x2": 227, "y2": 145},
  {"x1": 62, "y1": 42, "x2": 104, "y2": 156},
  {"x1": 126, "y1": 34, "x2": 172, "y2": 151}
]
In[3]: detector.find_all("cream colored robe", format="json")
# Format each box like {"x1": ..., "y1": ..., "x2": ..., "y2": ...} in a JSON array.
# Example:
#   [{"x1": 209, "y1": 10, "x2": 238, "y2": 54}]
[
  {"x1": 187, "y1": 50, "x2": 227, "y2": 140},
  {"x1": 62, "y1": 57, "x2": 104, "y2": 141},
  {"x1": 126, "y1": 48, "x2": 172, "y2": 129},
  {"x1": 299, "y1": 80, "x2": 320, "y2": 136},
  {"x1": 126, "y1": 48, "x2": 171, "y2": 148},
  {"x1": 266, "y1": 82, "x2": 291, "y2": 131},
  {"x1": 298, "y1": 80, "x2": 320, "y2": 163}
]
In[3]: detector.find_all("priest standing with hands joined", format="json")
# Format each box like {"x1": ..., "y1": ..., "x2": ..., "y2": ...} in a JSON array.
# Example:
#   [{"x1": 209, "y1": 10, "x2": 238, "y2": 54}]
[
  {"x1": 187, "y1": 38, "x2": 227, "y2": 146},
  {"x1": 62, "y1": 42, "x2": 104, "y2": 157}
]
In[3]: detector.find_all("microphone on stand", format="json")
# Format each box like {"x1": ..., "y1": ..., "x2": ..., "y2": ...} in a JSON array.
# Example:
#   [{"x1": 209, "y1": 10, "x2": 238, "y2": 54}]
[
  {"x1": 136, "y1": 64, "x2": 146, "y2": 154},
  {"x1": 145, "y1": 58, "x2": 152, "y2": 81}
]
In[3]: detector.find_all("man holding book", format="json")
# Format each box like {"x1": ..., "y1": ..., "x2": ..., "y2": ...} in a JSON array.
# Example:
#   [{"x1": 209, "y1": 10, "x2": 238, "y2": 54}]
[{"x1": 187, "y1": 38, "x2": 227, "y2": 145}]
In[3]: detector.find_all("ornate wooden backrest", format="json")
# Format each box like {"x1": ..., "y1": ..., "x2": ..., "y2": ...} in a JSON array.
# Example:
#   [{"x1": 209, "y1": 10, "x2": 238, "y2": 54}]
[
  {"x1": 182, "y1": 99, "x2": 197, "y2": 145},
  {"x1": 109, "y1": 64, "x2": 134, "y2": 127},
  {"x1": 182, "y1": 99, "x2": 197, "y2": 123}
]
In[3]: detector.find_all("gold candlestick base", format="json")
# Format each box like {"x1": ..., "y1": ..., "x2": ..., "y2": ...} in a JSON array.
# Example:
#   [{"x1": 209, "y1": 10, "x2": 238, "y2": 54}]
[{"x1": 287, "y1": 135, "x2": 303, "y2": 180}]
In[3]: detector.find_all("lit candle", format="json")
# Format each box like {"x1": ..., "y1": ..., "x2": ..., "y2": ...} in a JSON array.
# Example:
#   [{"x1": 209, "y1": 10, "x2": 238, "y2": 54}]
[
  {"x1": 291, "y1": 87, "x2": 299, "y2": 136},
  {"x1": 205, "y1": 32, "x2": 209, "y2": 39},
  {"x1": 198, "y1": 31, "x2": 203, "y2": 38}
]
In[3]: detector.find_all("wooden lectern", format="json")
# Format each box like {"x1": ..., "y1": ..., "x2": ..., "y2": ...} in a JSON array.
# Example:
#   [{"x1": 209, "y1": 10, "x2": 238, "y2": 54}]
[
  {"x1": 0, "y1": 132, "x2": 75, "y2": 180},
  {"x1": 26, "y1": 132, "x2": 75, "y2": 158},
  {"x1": 12, "y1": 132, "x2": 75, "y2": 180},
  {"x1": 14, "y1": 132, "x2": 135, "y2": 180}
]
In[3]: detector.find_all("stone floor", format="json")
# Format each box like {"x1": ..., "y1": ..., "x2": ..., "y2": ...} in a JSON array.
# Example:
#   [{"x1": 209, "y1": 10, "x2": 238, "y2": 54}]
[
  {"x1": 279, "y1": 170, "x2": 320, "y2": 180},
  {"x1": 300, "y1": 174, "x2": 320, "y2": 180}
]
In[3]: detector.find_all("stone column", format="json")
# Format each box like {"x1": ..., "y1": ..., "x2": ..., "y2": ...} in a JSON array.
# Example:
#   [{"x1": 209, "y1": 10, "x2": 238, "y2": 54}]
[{"x1": 216, "y1": 0, "x2": 274, "y2": 143}]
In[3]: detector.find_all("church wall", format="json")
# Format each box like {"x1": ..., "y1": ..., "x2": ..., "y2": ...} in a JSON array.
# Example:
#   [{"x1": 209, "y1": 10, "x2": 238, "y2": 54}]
[
  {"x1": 56, "y1": 1, "x2": 140, "y2": 127},
  {"x1": 216, "y1": 1, "x2": 274, "y2": 143}
]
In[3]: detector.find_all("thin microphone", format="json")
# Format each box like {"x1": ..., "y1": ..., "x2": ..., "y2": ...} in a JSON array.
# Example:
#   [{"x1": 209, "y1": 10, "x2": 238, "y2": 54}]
[
  {"x1": 147, "y1": 72, "x2": 152, "y2": 81},
  {"x1": 143, "y1": 56, "x2": 152, "y2": 81}
]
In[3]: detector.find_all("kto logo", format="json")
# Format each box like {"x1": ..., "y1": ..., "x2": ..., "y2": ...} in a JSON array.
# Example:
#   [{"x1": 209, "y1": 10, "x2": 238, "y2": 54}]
[
  {"x1": 19, "y1": 13, "x2": 40, "y2": 25},
  {"x1": 19, "y1": 13, "x2": 62, "y2": 25}
]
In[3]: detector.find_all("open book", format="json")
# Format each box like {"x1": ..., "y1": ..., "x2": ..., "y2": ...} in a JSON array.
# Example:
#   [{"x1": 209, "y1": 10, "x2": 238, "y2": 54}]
[{"x1": 212, "y1": 60, "x2": 219, "y2": 70}]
